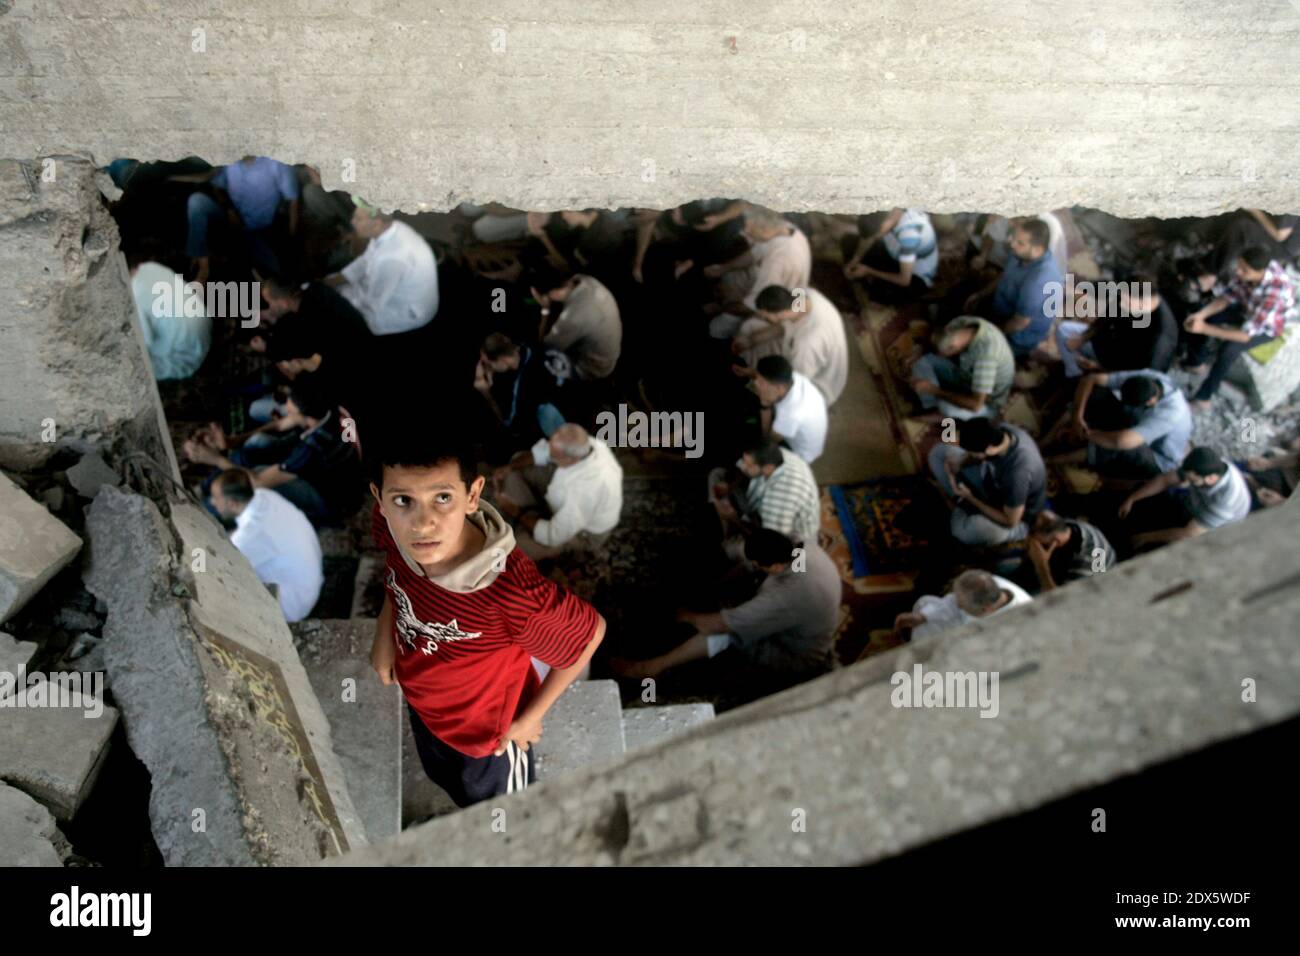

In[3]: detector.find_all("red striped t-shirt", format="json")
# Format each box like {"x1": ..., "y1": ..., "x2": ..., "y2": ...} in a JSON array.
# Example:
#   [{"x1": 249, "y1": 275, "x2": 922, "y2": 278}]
[{"x1": 373, "y1": 503, "x2": 599, "y2": 757}]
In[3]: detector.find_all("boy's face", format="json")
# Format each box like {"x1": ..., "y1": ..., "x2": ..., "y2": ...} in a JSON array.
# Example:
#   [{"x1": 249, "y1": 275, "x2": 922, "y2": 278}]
[{"x1": 371, "y1": 461, "x2": 486, "y2": 569}]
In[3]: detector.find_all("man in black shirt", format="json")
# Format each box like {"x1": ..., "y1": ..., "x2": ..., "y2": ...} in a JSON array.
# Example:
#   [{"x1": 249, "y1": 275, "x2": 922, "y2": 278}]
[
  {"x1": 927, "y1": 417, "x2": 1048, "y2": 547},
  {"x1": 1057, "y1": 276, "x2": 1179, "y2": 377}
]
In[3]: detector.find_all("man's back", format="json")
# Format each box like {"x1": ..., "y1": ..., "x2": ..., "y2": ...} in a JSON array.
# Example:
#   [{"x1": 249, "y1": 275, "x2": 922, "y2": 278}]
[
  {"x1": 1188, "y1": 463, "x2": 1252, "y2": 530},
  {"x1": 722, "y1": 541, "x2": 841, "y2": 668},
  {"x1": 214, "y1": 157, "x2": 298, "y2": 231},
  {"x1": 786, "y1": 288, "x2": 849, "y2": 405},
  {"x1": 545, "y1": 275, "x2": 622, "y2": 381},
  {"x1": 912, "y1": 575, "x2": 1032, "y2": 644},
  {"x1": 543, "y1": 438, "x2": 624, "y2": 539},
  {"x1": 986, "y1": 424, "x2": 1047, "y2": 516},
  {"x1": 342, "y1": 219, "x2": 439, "y2": 335},
  {"x1": 772, "y1": 371, "x2": 829, "y2": 464},
  {"x1": 131, "y1": 262, "x2": 212, "y2": 380},
  {"x1": 231, "y1": 488, "x2": 323, "y2": 622},
  {"x1": 1107, "y1": 370, "x2": 1192, "y2": 472}
]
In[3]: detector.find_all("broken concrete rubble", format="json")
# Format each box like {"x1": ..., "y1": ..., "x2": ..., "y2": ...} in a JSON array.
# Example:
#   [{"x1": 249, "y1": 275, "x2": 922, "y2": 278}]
[
  {"x1": 83, "y1": 486, "x2": 365, "y2": 864},
  {"x1": 0, "y1": 781, "x2": 66, "y2": 867},
  {"x1": 0, "y1": 157, "x2": 176, "y2": 476},
  {"x1": 0, "y1": 687, "x2": 117, "y2": 821},
  {"x1": 0, "y1": 631, "x2": 38, "y2": 700},
  {"x1": 66, "y1": 452, "x2": 121, "y2": 500},
  {"x1": 0, "y1": 471, "x2": 82, "y2": 625}
]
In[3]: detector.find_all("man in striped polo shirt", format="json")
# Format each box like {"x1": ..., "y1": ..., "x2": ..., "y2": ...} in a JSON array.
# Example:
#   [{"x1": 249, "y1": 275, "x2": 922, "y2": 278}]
[
  {"x1": 911, "y1": 315, "x2": 1015, "y2": 422},
  {"x1": 709, "y1": 437, "x2": 822, "y2": 561},
  {"x1": 367, "y1": 424, "x2": 606, "y2": 807},
  {"x1": 1118, "y1": 446, "x2": 1252, "y2": 550}
]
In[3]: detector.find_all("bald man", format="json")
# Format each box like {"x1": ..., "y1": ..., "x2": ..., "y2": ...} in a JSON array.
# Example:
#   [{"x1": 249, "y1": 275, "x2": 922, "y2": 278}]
[{"x1": 491, "y1": 423, "x2": 624, "y2": 560}]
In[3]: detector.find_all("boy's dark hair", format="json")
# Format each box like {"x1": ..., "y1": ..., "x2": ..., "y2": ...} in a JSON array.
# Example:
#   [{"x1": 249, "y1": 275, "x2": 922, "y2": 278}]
[
  {"x1": 745, "y1": 527, "x2": 797, "y2": 567},
  {"x1": 288, "y1": 373, "x2": 335, "y2": 421},
  {"x1": 1181, "y1": 446, "x2": 1227, "y2": 479},
  {"x1": 214, "y1": 467, "x2": 255, "y2": 505},
  {"x1": 367, "y1": 419, "x2": 479, "y2": 491},
  {"x1": 482, "y1": 332, "x2": 520, "y2": 361},
  {"x1": 1119, "y1": 375, "x2": 1160, "y2": 406},
  {"x1": 1014, "y1": 217, "x2": 1051, "y2": 251},
  {"x1": 1239, "y1": 245, "x2": 1273, "y2": 271},
  {"x1": 267, "y1": 313, "x2": 319, "y2": 363},
  {"x1": 755, "y1": 285, "x2": 797, "y2": 313},
  {"x1": 957, "y1": 417, "x2": 1005, "y2": 453},
  {"x1": 755, "y1": 355, "x2": 794, "y2": 387},
  {"x1": 744, "y1": 437, "x2": 785, "y2": 468}
]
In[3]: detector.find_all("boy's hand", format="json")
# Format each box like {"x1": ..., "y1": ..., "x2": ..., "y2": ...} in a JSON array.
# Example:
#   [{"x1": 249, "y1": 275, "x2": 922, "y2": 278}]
[
  {"x1": 495, "y1": 714, "x2": 543, "y2": 755},
  {"x1": 371, "y1": 631, "x2": 396, "y2": 685}
]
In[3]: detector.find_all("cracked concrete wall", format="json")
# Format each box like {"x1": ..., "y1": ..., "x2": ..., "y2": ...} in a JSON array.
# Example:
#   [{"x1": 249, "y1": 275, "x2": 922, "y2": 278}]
[
  {"x1": 0, "y1": 156, "x2": 176, "y2": 474},
  {"x1": 334, "y1": 499, "x2": 1300, "y2": 866},
  {"x1": 1, "y1": 0, "x2": 1298, "y2": 217}
]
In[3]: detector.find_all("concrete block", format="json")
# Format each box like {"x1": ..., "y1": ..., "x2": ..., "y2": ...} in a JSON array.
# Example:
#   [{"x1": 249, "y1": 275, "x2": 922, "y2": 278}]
[
  {"x1": 0, "y1": 631, "x2": 39, "y2": 701},
  {"x1": 622, "y1": 704, "x2": 715, "y2": 752},
  {"x1": 0, "y1": 686, "x2": 117, "y2": 820},
  {"x1": 0, "y1": 781, "x2": 64, "y2": 867},
  {"x1": 0, "y1": 471, "x2": 82, "y2": 624},
  {"x1": 168, "y1": 502, "x2": 366, "y2": 847},
  {"x1": 295, "y1": 618, "x2": 402, "y2": 843},
  {"x1": 83, "y1": 486, "x2": 365, "y2": 865},
  {"x1": 533, "y1": 679, "x2": 626, "y2": 780},
  {"x1": 66, "y1": 452, "x2": 121, "y2": 499}
]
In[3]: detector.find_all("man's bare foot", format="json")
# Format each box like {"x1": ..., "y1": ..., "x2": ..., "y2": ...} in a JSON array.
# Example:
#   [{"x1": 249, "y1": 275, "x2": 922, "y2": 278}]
[
  {"x1": 1189, "y1": 399, "x2": 1212, "y2": 413},
  {"x1": 1181, "y1": 363, "x2": 1209, "y2": 375}
]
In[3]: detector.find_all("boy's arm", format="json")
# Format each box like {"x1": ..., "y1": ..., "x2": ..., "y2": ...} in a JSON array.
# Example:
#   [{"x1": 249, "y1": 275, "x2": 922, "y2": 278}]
[
  {"x1": 371, "y1": 594, "x2": 396, "y2": 685},
  {"x1": 497, "y1": 614, "x2": 606, "y2": 754}
]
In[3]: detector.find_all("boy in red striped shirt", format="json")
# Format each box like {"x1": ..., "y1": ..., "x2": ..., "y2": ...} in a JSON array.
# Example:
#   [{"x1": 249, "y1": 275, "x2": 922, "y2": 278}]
[{"x1": 368, "y1": 427, "x2": 606, "y2": 807}]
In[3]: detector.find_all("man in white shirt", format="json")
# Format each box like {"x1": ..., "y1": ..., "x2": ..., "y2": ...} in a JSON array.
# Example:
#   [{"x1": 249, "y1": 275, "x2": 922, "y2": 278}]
[
  {"x1": 328, "y1": 199, "x2": 438, "y2": 336},
  {"x1": 753, "y1": 356, "x2": 828, "y2": 465},
  {"x1": 895, "y1": 569, "x2": 1032, "y2": 646},
  {"x1": 128, "y1": 260, "x2": 212, "y2": 380},
  {"x1": 210, "y1": 469, "x2": 323, "y2": 623},
  {"x1": 705, "y1": 211, "x2": 813, "y2": 339},
  {"x1": 492, "y1": 423, "x2": 624, "y2": 560}
]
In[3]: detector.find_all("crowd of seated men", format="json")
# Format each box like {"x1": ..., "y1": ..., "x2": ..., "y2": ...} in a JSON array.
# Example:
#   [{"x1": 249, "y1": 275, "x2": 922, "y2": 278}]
[{"x1": 106, "y1": 158, "x2": 1297, "y2": 691}]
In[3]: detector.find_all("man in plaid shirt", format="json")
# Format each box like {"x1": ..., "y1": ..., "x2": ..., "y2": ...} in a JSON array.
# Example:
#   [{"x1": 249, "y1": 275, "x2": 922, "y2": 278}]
[{"x1": 1185, "y1": 246, "x2": 1296, "y2": 409}]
